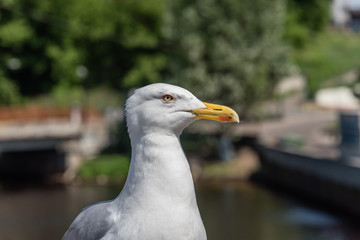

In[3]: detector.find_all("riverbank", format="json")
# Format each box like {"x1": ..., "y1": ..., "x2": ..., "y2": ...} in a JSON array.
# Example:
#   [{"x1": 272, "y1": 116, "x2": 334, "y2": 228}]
[{"x1": 73, "y1": 146, "x2": 261, "y2": 186}]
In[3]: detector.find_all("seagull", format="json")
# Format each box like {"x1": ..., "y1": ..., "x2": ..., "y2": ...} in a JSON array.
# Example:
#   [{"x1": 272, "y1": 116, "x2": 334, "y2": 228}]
[{"x1": 63, "y1": 83, "x2": 239, "y2": 240}]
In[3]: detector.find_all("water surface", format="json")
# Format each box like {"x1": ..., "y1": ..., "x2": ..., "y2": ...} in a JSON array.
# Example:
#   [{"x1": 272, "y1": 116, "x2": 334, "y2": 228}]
[{"x1": 0, "y1": 181, "x2": 358, "y2": 240}]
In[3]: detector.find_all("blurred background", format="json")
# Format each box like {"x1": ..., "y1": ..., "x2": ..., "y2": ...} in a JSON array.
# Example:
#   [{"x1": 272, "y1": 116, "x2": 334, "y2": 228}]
[{"x1": 1, "y1": 0, "x2": 360, "y2": 239}]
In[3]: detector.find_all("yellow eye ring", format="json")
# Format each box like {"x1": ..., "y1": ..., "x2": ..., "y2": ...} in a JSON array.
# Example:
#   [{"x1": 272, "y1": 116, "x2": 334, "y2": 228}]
[{"x1": 162, "y1": 94, "x2": 174, "y2": 102}]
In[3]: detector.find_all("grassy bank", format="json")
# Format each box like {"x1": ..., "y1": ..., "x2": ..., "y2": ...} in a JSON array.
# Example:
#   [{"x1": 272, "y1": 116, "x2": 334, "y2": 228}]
[
  {"x1": 78, "y1": 154, "x2": 130, "y2": 183},
  {"x1": 77, "y1": 147, "x2": 260, "y2": 185},
  {"x1": 293, "y1": 31, "x2": 360, "y2": 98}
]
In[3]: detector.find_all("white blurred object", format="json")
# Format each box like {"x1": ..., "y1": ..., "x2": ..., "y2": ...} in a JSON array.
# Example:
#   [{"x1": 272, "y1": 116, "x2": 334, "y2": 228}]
[
  {"x1": 75, "y1": 65, "x2": 88, "y2": 79},
  {"x1": 315, "y1": 87, "x2": 359, "y2": 110},
  {"x1": 276, "y1": 75, "x2": 306, "y2": 95},
  {"x1": 7, "y1": 58, "x2": 22, "y2": 70},
  {"x1": 332, "y1": 0, "x2": 360, "y2": 28},
  {"x1": 332, "y1": 0, "x2": 351, "y2": 27},
  {"x1": 347, "y1": 0, "x2": 360, "y2": 10}
]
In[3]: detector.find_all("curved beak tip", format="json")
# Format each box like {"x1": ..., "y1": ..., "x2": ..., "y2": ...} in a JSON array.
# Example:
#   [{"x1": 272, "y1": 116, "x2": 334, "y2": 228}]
[{"x1": 230, "y1": 113, "x2": 240, "y2": 123}]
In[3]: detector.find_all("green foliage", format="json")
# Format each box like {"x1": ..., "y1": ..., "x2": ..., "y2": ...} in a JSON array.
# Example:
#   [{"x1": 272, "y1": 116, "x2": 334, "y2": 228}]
[
  {"x1": 85, "y1": 88, "x2": 124, "y2": 110},
  {"x1": 293, "y1": 31, "x2": 360, "y2": 98},
  {"x1": 51, "y1": 83, "x2": 84, "y2": 106},
  {"x1": 78, "y1": 154, "x2": 130, "y2": 180},
  {"x1": 284, "y1": 0, "x2": 330, "y2": 48},
  {"x1": 0, "y1": 71, "x2": 21, "y2": 105},
  {"x1": 0, "y1": 19, "x2": 33, "y2": 47},
  {"x1": 163, "y1": 0, "x2": 292, "y2": 118},
  {"x1": 0, "y1": 0, "x2": 165, "y2": 101},
  {"x1": 1, "y1": 0, "x2": 347, "y2": 115},
  {"x1": 284, "y1": 7, "x2": 310, "y2": 48},
  {"x1": 122, "y1": 54, "x2": 166, "y2": 88},
  {"x1": 30, "y1": 86, "x2": 123, "y2": 109}
]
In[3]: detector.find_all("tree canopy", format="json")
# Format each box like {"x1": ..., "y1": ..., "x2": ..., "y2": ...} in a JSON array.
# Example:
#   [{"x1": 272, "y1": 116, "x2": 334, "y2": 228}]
[
  {"x1": 0, "y1": 0, "x2": 165, "y2": 104},
  {"x1": 163, "y1": 0, "x2": 292, "y2": 117},
  {"x1": 0, "y1": 0, "x2": 331, "y2": 115},
  {"x1": 284, "y1": 0, "x2": 330, "y2": 48}
]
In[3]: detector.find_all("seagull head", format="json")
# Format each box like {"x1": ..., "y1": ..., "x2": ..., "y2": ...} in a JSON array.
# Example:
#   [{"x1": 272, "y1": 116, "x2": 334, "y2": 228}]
[{"x1": 126, "y1": 83, "x2": 239, "y2": 137}]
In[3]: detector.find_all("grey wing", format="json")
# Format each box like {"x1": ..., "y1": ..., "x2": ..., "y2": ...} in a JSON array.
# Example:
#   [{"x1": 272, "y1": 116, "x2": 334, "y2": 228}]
[{"x1": 63, "y1": 201, "x2": 114, "y2": 240}]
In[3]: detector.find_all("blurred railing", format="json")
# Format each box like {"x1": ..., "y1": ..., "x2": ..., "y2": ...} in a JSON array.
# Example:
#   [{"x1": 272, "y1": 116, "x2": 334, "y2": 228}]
[{"x1": 0, "y1": 106, "x2": 107, "y2": 182}]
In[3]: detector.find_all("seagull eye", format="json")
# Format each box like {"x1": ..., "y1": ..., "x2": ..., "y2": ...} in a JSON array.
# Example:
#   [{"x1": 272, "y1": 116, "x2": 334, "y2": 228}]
[{"x1": 162, "y1": 94, "x2": 174, "y2": 102}]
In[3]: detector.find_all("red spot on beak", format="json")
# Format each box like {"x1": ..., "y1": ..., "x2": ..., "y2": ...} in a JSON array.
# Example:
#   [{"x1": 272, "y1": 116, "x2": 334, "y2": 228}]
[{"x1": 219, "y1": 115, "x2": 232, "y2": 122}]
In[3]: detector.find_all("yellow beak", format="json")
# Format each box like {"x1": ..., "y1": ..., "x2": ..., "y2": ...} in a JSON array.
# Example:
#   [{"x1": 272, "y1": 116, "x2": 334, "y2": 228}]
[{"x1": 189, "y1": 102, "x2": 239, "y2": 123}]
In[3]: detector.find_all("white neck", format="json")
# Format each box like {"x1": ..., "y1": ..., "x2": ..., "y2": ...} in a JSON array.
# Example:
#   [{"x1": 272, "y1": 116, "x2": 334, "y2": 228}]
[{"x1": 115, "y1": 131, "x2": 197, "y2": 207}]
